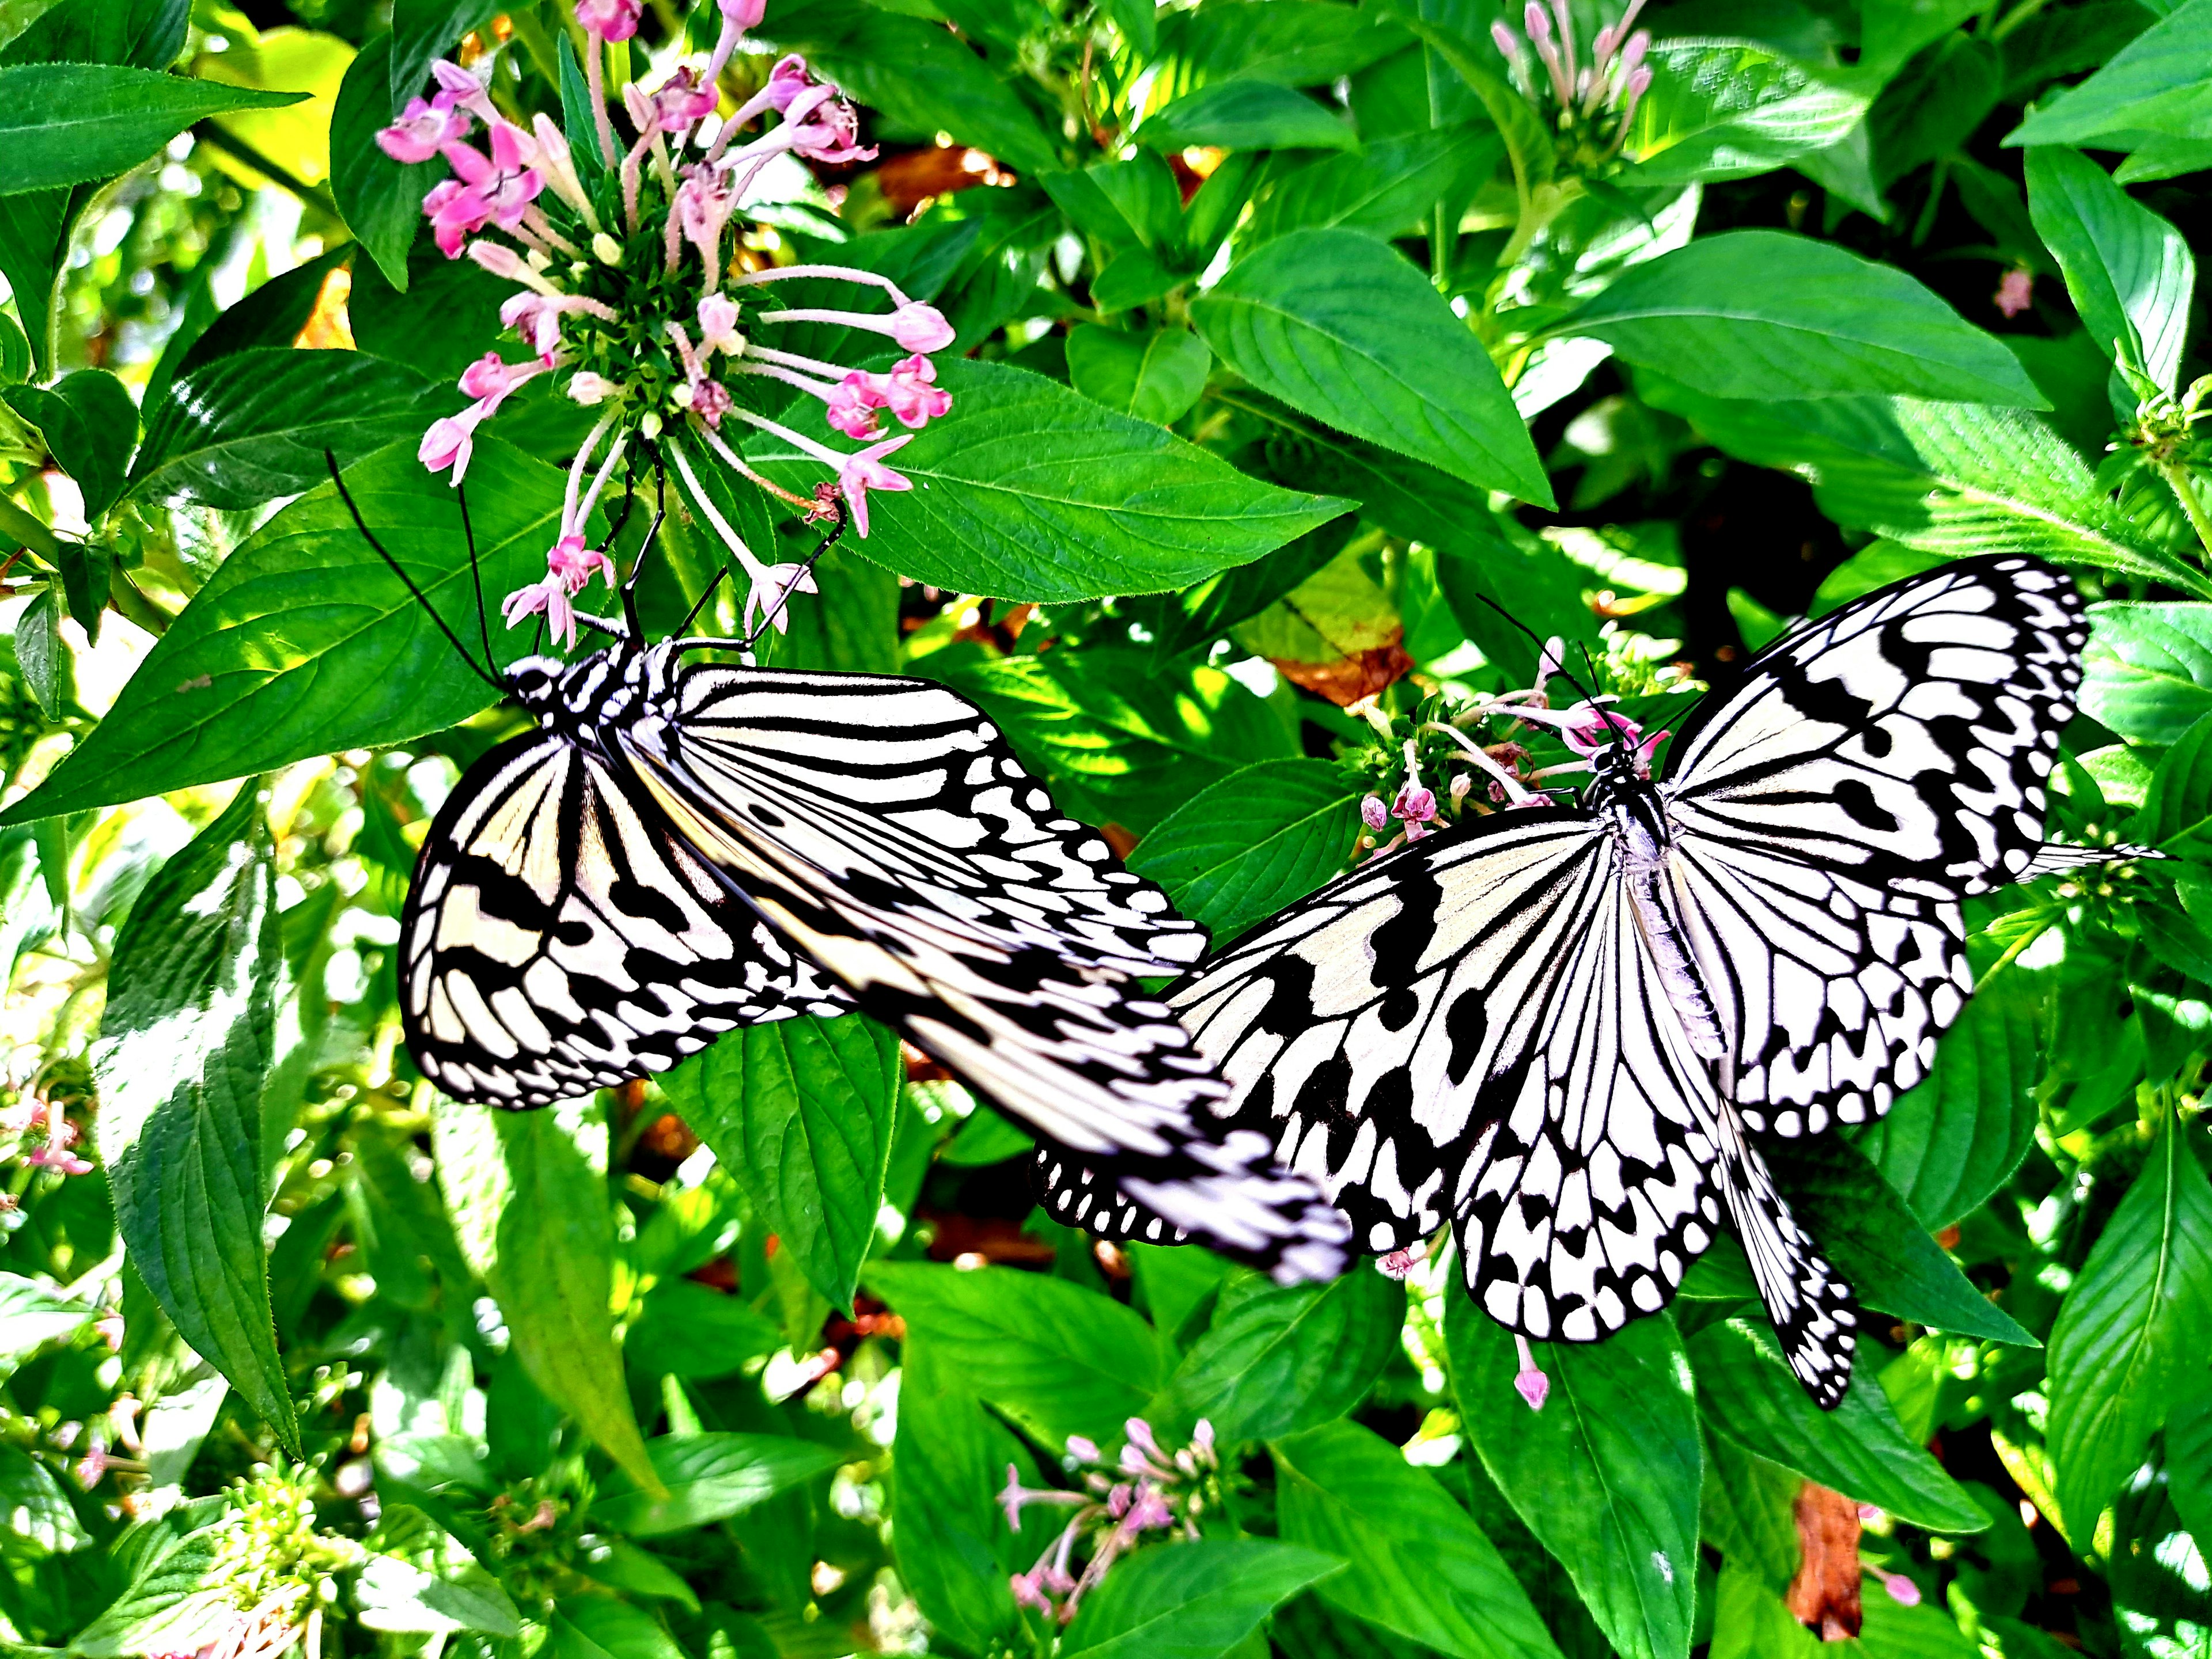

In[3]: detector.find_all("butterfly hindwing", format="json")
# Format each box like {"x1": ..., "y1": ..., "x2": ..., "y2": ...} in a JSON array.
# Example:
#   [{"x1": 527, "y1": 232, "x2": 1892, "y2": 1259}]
[{"x1": 401, "y1": 730, "x2": 851, "y2": 1108}]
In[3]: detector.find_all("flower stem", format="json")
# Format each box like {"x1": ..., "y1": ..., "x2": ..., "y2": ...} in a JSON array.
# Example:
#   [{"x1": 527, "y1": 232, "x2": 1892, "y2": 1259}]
[
  {"x1": 2165, "y1": 460, "x2": 2212, "y2": 562},
  {"x1": 584, "y1": 37, "x2": 619, "y2": 169}
]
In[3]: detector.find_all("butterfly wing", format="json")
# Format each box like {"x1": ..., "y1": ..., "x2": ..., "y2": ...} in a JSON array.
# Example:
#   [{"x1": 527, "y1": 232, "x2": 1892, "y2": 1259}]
[
  {"x1": 1660, "y1": 554, "x2": 2133, "y2": 1136},
  {"x1": 615, "y1": 659, "x2": 1350, "y2": 1283},
  {"x1": 402, "y1": 730, "x2": 852, "y2": 1107}
]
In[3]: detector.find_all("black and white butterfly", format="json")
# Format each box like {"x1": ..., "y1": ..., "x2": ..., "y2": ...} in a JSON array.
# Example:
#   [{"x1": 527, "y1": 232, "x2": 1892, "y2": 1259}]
[
  {"x1": 344, "y1": 461, "x2": 1352, "y2": 1284},
  {"x1": 1166, "y1": 555, "x2": 2146, "y2": 1403}
]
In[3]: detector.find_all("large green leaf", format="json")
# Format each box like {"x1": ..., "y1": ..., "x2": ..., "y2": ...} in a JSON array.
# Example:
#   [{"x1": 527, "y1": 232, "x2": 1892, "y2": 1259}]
[
  {"x1": 1620, "y1": 40, "x2": 1868, "y2": 184},
  {"x1": 1243, "y1": 127, "x2": 1501, "y2": 246},
  {"x1": 433, "y1": 1099, "x2": 658, "y2": 1494},
  {"x1": 1274, "y1": 1421, "x2": 1563, "y2": 1659},
  {"x1": 0, "y1": 62, "x2": 304, "y2": 191},
  {"x1": 2006, "y1": 0, "x2": 2212, "y2": 147},
  {"x1": 1195, "y1": 229, "x2": 1550, "y2": 503},
  {"x1": 1850, "y1": 968, "x2": 2042, "y2": 1230},
  {"x1": 889, "y1": 1346, "x2": 1024, "y2": 1650},
  {"x1": 1059, "y1": 1539, "x2": 1342, "y2": 1659},
  {"x1": 2, "y1": 366, "x2": 135, "y2": 517},
  {"x1": 1449, "y1": 1300, "x2": 1700, "y2": 1659},
  {"x1": 1139, "y1": 78, "x2": 1359, "y2": 151},
  {"x1": 2171, "y1": 1388, "x2": 2212, "y2": 1564},
  {"x1": 2025, "y1": 146, "x2": 2195, "y2": 395},
  {"x1": 592, "y1": 1434, "x2": 843, "y2": 1537},
  {"x1": 1687, "y1": 1319, "x2": 1987, "y2": 1532},
  {"x1": 1128, "y1": 758, "x2": 1360, "y2": 944},
  {"x1": 130, "y1": 347, "x2": 433, "y2": 510},
  {"x1": 929, "y1": 649, "x2": 1295, "y2": 835},
  {"x1": 1566, "y1": 232, "x2": 2043, "y2": 406},
  {"x1": 752, "y1": 359, "x2": 1348, "y2": 601},
  {"x1": 1066, "y1": 325, "x2": 1214, "y2": 428},
  {"x1": 1642, "y1": 380, "x2": 2211, "y2": 597},
  {"x1": 1770, "y1": 1136, "x2": 2034, "y2": 1346},
  {"x1": 2046, "y1": 1115, "x2": 2212, "y2": 1533},
  {"x1": 330, "y1": 35, "x2": 419, "y2": 290},
  {"x1": 2, "y1": 439, "x2": 567, "y2": 824},
  {"x1": 91, "y1": 787, "x2": 299, "y2": 1454},
  {"x1": 864, "y1": 1260, "x2": 1170, "y2": 1449},
  {"x1": 2080, "y1": 603, "x2": 2212, "y2": 744},
  {"x1": 1154, "y1": 1269, "x2": 1403, "y2": 1444},
  {"x1": 659, "y1": 1015, "x2": 901, "y2": 1315}
]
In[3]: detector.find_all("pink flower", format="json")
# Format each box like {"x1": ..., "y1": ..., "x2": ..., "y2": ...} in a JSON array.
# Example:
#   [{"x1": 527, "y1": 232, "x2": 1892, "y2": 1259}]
[
  {"x1": 1883, "y1": 1574, "x2": 1921, "y2": 1607},
  {"x1": 439, "y1": 122, "x2": 544, "y2": 240},
  {"x1": 458, "y1": 352, "x2": 536, "y2": 415},
  {"x1": 745, "y1": 562, "x2": 820, "y2": 636},
  {"x1": 698, "y1": 294, "x2": 744, "y2": 356},
  {"x1": 652, "y1": 67, "x2": 719, "y2": 131},
  {"x1": 837, "y1": 433, "x2": 912, "y2": 537},
  {"x1": 501, "y1": 291, "x2": 563, "y2": 361},
  {"x1": 430, "y1": 59, "x2": 496, "y2": 123},
  {"x1": 675, "y1": 163, "x2": 738, "y2": 265},
  {"x1": 377, "y1": 93, "x2": 469, "y2": 164},
  {"x1": 824, "y1": 377, "x2": 884, "y2": 440},
  {"x1": 764, "y1": 55, "x2": 816, "y2": 113},
  {"x1": 778, "y1": 84, "x2": 876, "y2": 165},
  {"x1": 28, "y1": 1141, "x2": 91, "y2": 1176},
  {"x1": 1361, "y1": 796, "x2": 1389, "y2": 832},
  {"x1": 722, "y1": 0, "x2": 768, "y2": 24},
  {"x1": 881, "y1": 354, "x2": 951, "y2": 427},
  {"x1": 1994, "y1": 268, "x2": 2033, "y2": 319},
  {"x1": 94, "y1": 1310, "x2": 123, "y2": 1351},
  {"x1": 423, "y1": 178, "x2": 487, "y2": 259},
  {"x1": 1011, "y1": 1569, "x2": 1054, "y2": 1614},
  {"x1": 419, "y1": 405, "x2": 487, "y2": 482},
  {"x1": 888, "y1": 302, "x2": 954, "y2": 353},
  {"x1": 576, "y1": 0, "x2": 642, "y2": 40},
  {"x1": 547, "y1": 533, "x2": 615, "y2": 593},
  {"x1": 691, "y1": 378, "x2": 734, "y2": 426},
  {"x1": 1392, "y1": 785, "x2": 1438, "y2": 825},
  {"x1": 73, "y1": 1439, "x2": 106, "y2": 1490},
  {"x1": 503, "y1": 575, "x2": 579, "y2": 649},
  {"x1": 1514, "y1": 1362, "x2": 1550, "y2": 1411}
]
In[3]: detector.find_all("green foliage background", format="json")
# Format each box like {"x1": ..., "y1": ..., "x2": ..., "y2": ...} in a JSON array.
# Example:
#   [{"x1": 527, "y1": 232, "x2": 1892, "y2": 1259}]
[{"x1": 0, "y1": 0, "x2": 2209, "y2": 1656}]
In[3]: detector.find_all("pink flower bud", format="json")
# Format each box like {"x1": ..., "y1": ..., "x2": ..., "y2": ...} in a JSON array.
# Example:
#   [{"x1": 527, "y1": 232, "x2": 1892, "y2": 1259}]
[
  {"x1": 698, "y1": 293, "x2": 744, "y2": 355},
  {"x1": 1994, "y1": 267, "x2": 2034, "y2": 319},
  {"x1": 1883, "y1": 1574, "x2": 1921, "y2": 1607},
  {"x1": 568, "y1": 371, "x2": 620, "y2": 404},
  {"x1": 1514, "y1": 1363, "x2": 1550, "y2": 1411},
  {"x1": 764, "y1": 54, "x2": 815, "y2": 112},
  {"x1": 691, "y1": 378, "x2": 733, "y2": 426},
  {"x1": 576, "y1": 0, "x2": 643, "y2": 40},
  {"x1": 1523, "y1": 1, "x2": 1551, "y2": 44},
  {"x1": 888, "y1": 301, "x2": 955, "y2": 353},
  {"x1": 1361, "y1": 795, "x2": 1389, "y2": 831},
  {"x1": 722, "y1": 0, "x2": 768, "y2": 26},
  {"x1": 1066, "y1": 1436, "x2": 1100, "y2": 1464}
]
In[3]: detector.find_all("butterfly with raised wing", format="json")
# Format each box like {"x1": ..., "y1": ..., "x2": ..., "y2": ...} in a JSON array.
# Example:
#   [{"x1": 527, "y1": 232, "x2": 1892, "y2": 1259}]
[
  {"x1": 347, "y1": 457, "x2": 1352, "y2": 1285},
  {"x1": 1166, "y1": 555, "x2": 2149, "y2": 1403}
]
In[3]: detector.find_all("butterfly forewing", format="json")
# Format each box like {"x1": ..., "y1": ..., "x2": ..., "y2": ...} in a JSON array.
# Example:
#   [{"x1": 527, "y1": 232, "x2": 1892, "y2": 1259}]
[{"x1": 401, "y1": 731, "x2": 853, "y2": 1107}]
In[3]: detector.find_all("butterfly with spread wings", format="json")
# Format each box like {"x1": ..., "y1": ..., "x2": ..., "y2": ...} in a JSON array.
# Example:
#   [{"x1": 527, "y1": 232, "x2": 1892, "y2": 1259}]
[
  {"x1": 1165, "y1": 555, "x2": 2147, "y2": 1403},
  {"x1": 337, "y1": 456, "x2": 1352, "y2": 1284}
]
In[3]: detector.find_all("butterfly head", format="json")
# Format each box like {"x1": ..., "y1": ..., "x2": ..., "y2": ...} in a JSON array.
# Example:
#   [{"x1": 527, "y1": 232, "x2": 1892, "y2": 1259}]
[{"x1": 505, "y1": 655, "x2": 566, "y2": 713}]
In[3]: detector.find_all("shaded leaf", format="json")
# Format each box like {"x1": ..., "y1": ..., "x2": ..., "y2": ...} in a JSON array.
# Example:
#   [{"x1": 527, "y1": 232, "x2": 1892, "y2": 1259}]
[
  {"x1": 1127, "y1": 758, "x2": 1361, "y2": 943},
  {"x1": 592, "y1": 1434, "x2": 843, "y2": 1537},
  {"x1": 1060, "y1": 1539, "x2": 1342, "y2": 1659},
  {"x1": 1139, "y1": 78, "x2": 1360, "y2": 151},
  {"x1": 1155, "y1": 1268, "x2": 1403, "y2": 1443}
]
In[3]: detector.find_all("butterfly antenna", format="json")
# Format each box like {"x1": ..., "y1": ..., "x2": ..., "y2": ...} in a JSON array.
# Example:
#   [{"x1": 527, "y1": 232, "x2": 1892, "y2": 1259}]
[
  {"x1": 1466, "y1": 589, "x2": 1601, "y2": 708},
  {"x1": 677, "y1": 569, "x2": 728, "y2": 637},
  {"x1": 613, "y1": 449, "x2": 661, "y2": 647},
  {"x1": 456, "y1": 480, "x2": 494, "y2": 675},
  {"x1": 1575, "y1": 640, "x2": 1635, "y2": 748},
  {"x1": 324, "y1": 451, "x2": 501, "y2": 691},
  {"x1": 741, "y1": 494, "x2": 848, "y2": 648}
]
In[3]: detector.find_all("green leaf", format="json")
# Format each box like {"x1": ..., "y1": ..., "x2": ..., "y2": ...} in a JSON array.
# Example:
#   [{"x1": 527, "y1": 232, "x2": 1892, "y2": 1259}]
[
  {"x1": 1619, "y1": 40, "x2": 1868, "y2": 184},
  {"x1": 0, "y1": 62, "x2": 304, "y2": 191},
  {"x1": 1155, "y1": 1269, "x2": 1403, "y2": 1443},
  {"x1": 2, "y1": 366, "x2": 135, "y2": 516},
  {"x1": 1122, "y1": 516, "x2": 1353, "y2": 669},
  {"x1": 1448, "y1": 1300, "x2": 1700, "y2": 1659},
  {"x1": 17, "y1": 582, "x2": 71, "y2": 712},
  {"x1": 432, "y1": 1099, "x2": 658, "y2": 1495},
  {"x1": 1641, "y1": 381, "x2": 2210, "y2": 597},
  {"x1": 1858, "y1": 0, "x2": 1986, "y2": 75},
  {"x1": 2170, "y1": 1387, "x2": 2212, "y2": 1563},
  {"x1": 1566, "y1": 232, "x2": 2043, "y2": 406},
  {"x1": 752, "y1": 359, "x2": 1347, "y2": 601},
  {"x1": 130, "y1": 347, "x2": 432, "y2": 510},
  {"x1": 331, "y1": 36, "x2": 419, "y2": 290},
  {"x1": 90, "y1": 787, "x2": 299, "y2": 1454},
  {"x1": 355, "y1": 1554, "x2": 522, "y2": 1637},
  {"x1": 2081, "y1": 603, "x2": 2212, "y2": 744},
  {"x1": 0, "y1": 1444, "x2": 89, "y2": 1555},
  {"x1": 349, "y1": 243, "x2": 509, "y2": 381},
  {"x1": 1194, "y1": 229, "x2": 1551, "y2": 503},
  {"x1": 0, "y1": 188, "x2": 78, "y2": 379},
  {"x1": 864, "y1": 1260, "x2": 1170, "y2": 1448},
  {"x1": 1272, "y1": 1421, "x2": 1563, "y2": 1659},
  {"x1": 2025, "y1": 146, "x2": 2195, "y2": 394},
  {"x1": 1158, "y1": 0, "x2": 1407, "y2": 90},
  {"x1": 929, "y1": 648, "x2": 1295, "y2": 835},
  {"x1": 1139, "y1": 78, "x2": 1359, "y2": 152},
  {"x1": 2006, "y1": 0, "x2": 2212, "y2": 147},
  {"x1": 1769, "y1": 1135, "x2": 2035, "y2": 1346},
  {"x1": 659, "y1": 1016, "x2": 900, "y2": 1315},
  {"x1": 2046, "y1": 1115, "x2": 2212, "y2": 1533},
  {"x1": 2142, "y1": 713, "x2": 2212, "y2": 846},
  {"x1": 1244, "y1": 127, "x2": 1501, "y2": 247},
  {"x1": 0, "y1": 1272, "x2": 94, "y2": 1370},
  {"x1": 1066, "y1": 325, "x2": 1213, "y2": 427},
  {"x1": 889, "y1": 1346, "x2": 1024, "y2": 1650},
  {"x1": 1849, "y1": 971, "x2": 2043, "y2": 1231},
  {"x1": 547, "y1": 1601, "x2": 685, "y2": 1659},
  {"x1": 592, "y1": 1433, "x2": 843, "y2": 1537},
  {"x1": 389, "y1": 0, "x2": 499, "y2": 111},
  {"x1": 627, "y1": 1279, "x2": 783, "y2": 1380},
  {"x1": 938, "y1": 1105, "x2": 1035, "y2": 1167},
  {"x1": 173, "y1": 246, "x2": 351, "y2": 379},
  {"x1": 1059, "y1": 1539, "x2": 1343, "y2": 1659},
  {"x1": 2, "y1": 438, "x2": 568, "y2": 824},
  {"x1": 1128, "y1": 759, "x2": 1359, "y2": 944},
  {"x1": 70, "y1": 1525, "x2": 234, "y2": 1659},
  {"x1": 1686, "y1": 1318, "x2": 1988, "y2": 1532}
]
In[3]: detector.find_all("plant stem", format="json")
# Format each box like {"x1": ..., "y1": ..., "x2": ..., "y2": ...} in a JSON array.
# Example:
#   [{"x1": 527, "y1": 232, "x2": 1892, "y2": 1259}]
[
  {"x1": 188, "y1": 122, "x2": 340, "y2": 218},
  {"x1": 2165, "y1": 460, "x2": 2212, "y2": 562}
]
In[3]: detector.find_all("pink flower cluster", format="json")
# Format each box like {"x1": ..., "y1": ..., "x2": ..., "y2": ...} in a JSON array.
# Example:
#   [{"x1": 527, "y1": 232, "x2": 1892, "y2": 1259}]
[
  {"x1": 1491, "y1": 0, "x2": 1653, "y2": 152},
  {"x1": 999, "y1": 1418, "x2": 1218, "y2": 1624},
  {"x1": 2, "y1": 1096, "x2": 91, "y2": 1176},
  {"x1": 372, "y1": 0, "x2": 960, "y2": 648}
]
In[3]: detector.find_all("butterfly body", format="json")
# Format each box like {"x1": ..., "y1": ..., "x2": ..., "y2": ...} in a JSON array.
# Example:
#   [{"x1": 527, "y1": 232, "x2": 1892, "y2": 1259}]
[
  {"x1": 400, "y1": 627, "x2": 1354, "y2": 1283},
  {"x1": 1170, "y1": 555, "x2": 2149, "y2": 1402}
]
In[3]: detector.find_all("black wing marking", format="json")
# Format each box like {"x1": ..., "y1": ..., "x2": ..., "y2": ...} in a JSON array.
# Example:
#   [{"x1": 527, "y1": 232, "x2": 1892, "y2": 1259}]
[
  {"x1": 1033, "y1": 1147, "x2": 1187, "y2": 1245},
  {"x1": 1660, "y1": 554, "x2": 2141, "y2": 1137},
  {"x1": 400, "y1": 731, "x2": 851, "y2": 1108},
  {"x1": 613, "y1": 656, "x2": 1351, "y2": 1284}
]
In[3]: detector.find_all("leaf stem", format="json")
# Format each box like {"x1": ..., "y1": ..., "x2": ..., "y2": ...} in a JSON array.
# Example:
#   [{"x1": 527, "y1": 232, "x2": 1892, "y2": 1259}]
[{"x1": 188, "y1": 122, "x2": 339, "y2": 219}]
